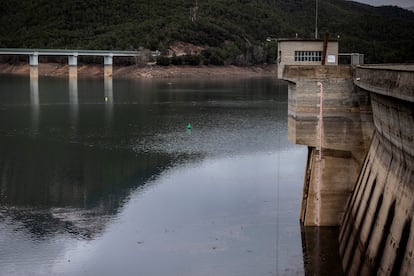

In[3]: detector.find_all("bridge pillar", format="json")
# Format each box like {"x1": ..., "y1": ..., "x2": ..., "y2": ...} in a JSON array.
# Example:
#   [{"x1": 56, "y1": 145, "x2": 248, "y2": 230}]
[
  {"x1": 68, "y1": 54, "x2": 78, "y2": 79},
  {"x1": 104, "y1": 55, "x2": 113, "y2": 77},
  {"x1": 29, "y1": 66, "x2": 38, "y2": 80},
  {"x1": 104, "y1": 55, "x2": 113, "y2": 66},
  {"x1": 69, "y1": 66, "x2": 77, "y2": 80},
  {"x1": 29, "y1": 53, "x2": 39, "y2": 66},
  {"x1": 68, "y1": 54, "x2": 78, "y2": 66}
]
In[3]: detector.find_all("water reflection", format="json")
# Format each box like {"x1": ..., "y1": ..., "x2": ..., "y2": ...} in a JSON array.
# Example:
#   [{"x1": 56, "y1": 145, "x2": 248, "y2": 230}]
[
  {"x1": 0, "y1": 135, "x2": 176, "y2": 239},
  {"x1": 69, "y1": 77, "x2": 78, "y2": 137},
  {"x1": 104, "y1": 76, "x2": 113, "y2": 104},
  {"x1": 43, "y1": 149, "x2": 307, "y2": 276},
  {"x1": 29, "y1": 76, "x2": 39, "y2": 136},
  {"x1": 104, "y1": 76, "x2": 113, "y2": 131},
  {"x1": 0, "y1": 76, "x2": 309, "y2": 275},
  {"x1": 301, "y1": 227, "x2": 344, "y2": 275}
]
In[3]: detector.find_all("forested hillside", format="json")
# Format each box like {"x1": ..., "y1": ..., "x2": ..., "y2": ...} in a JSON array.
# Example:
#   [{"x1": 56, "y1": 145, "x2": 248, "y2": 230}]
[{"x1": 0, "y1": 0, "x2": 413, "y2": 64}]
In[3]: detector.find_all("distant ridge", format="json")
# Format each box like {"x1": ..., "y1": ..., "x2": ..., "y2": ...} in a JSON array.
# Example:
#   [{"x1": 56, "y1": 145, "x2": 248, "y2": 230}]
[{"x1": 0, "y1": 0, "x2": 413, "y2": 64}]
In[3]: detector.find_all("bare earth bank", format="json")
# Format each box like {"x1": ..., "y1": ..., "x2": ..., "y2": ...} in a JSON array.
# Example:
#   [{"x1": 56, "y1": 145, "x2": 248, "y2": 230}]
[{"x1": 0, "y1": 63, "x2": 277, "y2": 79}]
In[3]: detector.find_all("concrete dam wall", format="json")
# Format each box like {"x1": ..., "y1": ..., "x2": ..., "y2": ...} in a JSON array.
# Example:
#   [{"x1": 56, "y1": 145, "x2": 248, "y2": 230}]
[
  {"x1": 339, "y1": 66, "x2": 414, "y2": 275},
  {"x1": 285, "y1": 65, "x2": 373, "y2": 226},
  {"x1": 285, "y1": 64, "x2": 413, "y2": 274}
]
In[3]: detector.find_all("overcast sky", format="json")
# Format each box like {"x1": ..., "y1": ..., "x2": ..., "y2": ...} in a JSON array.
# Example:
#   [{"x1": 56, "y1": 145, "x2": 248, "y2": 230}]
[{"x1": 352, "y1": 0, "x2": 414, "y2": 7}]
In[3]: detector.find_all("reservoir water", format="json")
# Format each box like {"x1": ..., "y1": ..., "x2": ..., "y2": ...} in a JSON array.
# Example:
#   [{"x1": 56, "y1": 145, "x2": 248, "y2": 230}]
[{"x1": 0, "y1": 75, "x2": 308, "y2": 275}]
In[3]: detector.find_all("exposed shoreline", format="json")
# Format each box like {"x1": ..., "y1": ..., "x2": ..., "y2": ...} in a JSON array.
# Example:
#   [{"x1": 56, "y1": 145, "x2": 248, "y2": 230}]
[{"x1": 0, "y1": 63, "x2": 277, "y2": 79}]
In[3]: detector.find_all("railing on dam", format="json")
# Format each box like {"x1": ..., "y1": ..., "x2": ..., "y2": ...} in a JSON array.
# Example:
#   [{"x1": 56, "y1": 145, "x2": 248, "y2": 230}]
[{"x1": 338, "y1": 53, "x2": 364, "y2": 65}]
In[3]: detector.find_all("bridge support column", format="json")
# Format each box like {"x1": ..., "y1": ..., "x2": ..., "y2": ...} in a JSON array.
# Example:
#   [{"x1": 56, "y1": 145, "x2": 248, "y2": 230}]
[
  {"x1": 29, "y1": 53, "x2": 39, "y2": 66},
  {"x1": 68, "y1": 54, "x2": 78, "y2": 66},
  {"x1": 68, "y1": 54, "x2": 78, "y2": 79},
  {"x1": 29, "y1": 66, "x2": 38, "y2": 80},
  {"x1": 104, "y1": 55, "x2": 113, "y2": 77},
  {"x1": 69, "y1": 66, "x2": 77, "y2": 80}
]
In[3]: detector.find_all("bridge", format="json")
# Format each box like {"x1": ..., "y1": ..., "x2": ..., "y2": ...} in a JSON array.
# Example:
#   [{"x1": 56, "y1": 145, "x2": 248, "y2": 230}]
[
  {"x1": 0, "y1": 48, "x2": 160, "y2": 77},
  {"x1": 284, "y1": 64, "x2": 414, "y2": 275},
  {"x1": 0, "y1": 48, "x2": 162, "y2": 65}
]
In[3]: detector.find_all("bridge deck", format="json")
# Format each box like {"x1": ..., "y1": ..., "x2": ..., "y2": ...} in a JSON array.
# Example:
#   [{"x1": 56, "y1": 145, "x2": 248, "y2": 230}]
[{"x1": 0, "y1": 48, "x2": 154, "y2": 57}]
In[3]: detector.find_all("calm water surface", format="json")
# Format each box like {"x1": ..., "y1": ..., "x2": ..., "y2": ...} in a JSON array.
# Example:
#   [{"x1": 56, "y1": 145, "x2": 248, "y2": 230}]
[{"x1": 0, "y1": 75, "x2": 307, "y2": 275}]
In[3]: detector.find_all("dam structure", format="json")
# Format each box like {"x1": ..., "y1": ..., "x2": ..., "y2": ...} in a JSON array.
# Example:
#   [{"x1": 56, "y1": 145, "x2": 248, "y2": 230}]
[
  {"x1": 284, "y1": 64, "x2": 413, "y2": 274},
  {"x1": 285, "y1": 65, "x2": 374, "y2": 226},
  {"x1": 340, "y1": 65, "x2": 414, "y2": 275}
]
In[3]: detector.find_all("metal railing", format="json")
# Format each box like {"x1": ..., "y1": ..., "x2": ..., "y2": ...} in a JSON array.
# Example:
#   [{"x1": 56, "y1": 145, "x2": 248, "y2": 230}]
[
  {"x1": 0, "y1": 48, "x2": 161, "y2": 57},
  {"x1": 338, "y1": 53, "x2": 364, "y2": 65}
]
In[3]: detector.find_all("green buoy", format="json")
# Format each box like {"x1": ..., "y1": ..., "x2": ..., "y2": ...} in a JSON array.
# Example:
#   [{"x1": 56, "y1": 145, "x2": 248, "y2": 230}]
[{"x1": 187, "y1": 123, "x2": 192, "y2": 130}]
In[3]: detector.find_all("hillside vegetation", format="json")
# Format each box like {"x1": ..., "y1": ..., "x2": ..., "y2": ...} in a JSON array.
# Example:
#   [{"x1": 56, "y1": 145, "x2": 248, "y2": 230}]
[{"x1": 0, "y1": 0, "x2": 413, "y2": 64}]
